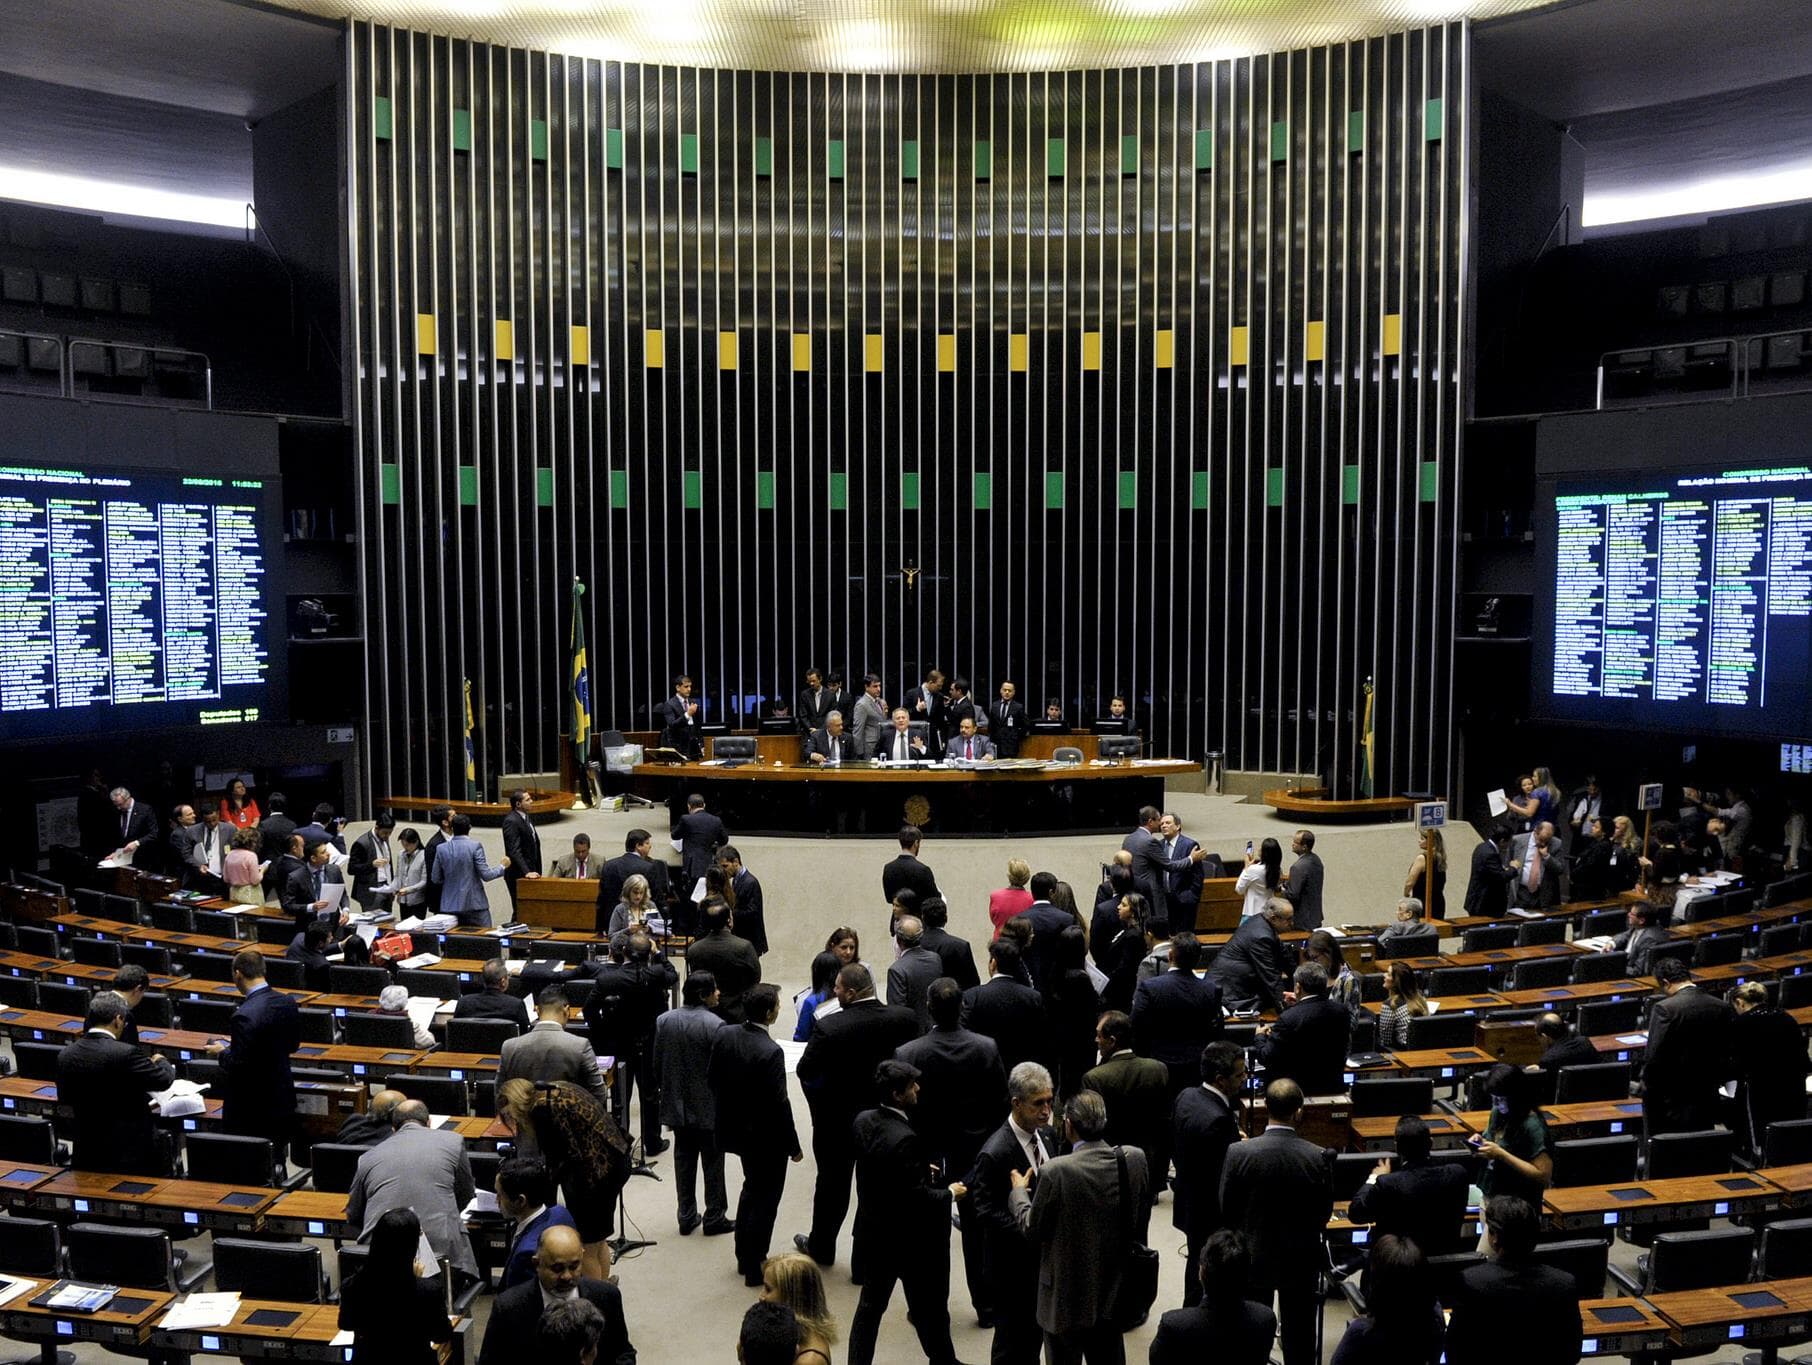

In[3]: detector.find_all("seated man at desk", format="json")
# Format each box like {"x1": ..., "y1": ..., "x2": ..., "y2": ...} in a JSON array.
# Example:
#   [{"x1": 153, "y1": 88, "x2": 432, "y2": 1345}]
[
  {"x1": 805, "y1": 710, "x2": 857, "y2": 766},
  {"x1": 1445, "y1": 1195, "x2": 1582, "y2": 1365},
  {"x1": 947, "y1": 715, "x2": 996, "y2": 763},
  {"x1": 347, "y1": 1098, "x2": 479, "y2": 1287},
  {"x1": 57, "y1": 989, "x2": 176, "y2": 1175},
  {"x1": 551, "y1": 833, "x2": 598, "y2": 880},
  {"x1": 876, "y1": 708, "x2": 929, "y2": 762},
  {"x1": 1347, "y1": 1115, "x2": 1470, "y2": 1259},
  {"x1": 452, "y1": 958, "x2": 533, "y2": 1034},
  {"x1": 1254, "y1": 963, "x2": 1350, "y2": 1096}
]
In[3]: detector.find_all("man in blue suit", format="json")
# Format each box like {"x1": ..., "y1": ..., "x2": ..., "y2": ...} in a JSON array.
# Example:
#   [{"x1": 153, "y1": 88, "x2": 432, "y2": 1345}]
[
  {"x1": 1021, "y1": 871, "x2": 1075, "y2": 991},
  {"x1": 209, "y1": 949, "x2": 302, "y2": 1147},
  {"x1": 430, "y1": 813, "x2": 510, "y2": 927}
]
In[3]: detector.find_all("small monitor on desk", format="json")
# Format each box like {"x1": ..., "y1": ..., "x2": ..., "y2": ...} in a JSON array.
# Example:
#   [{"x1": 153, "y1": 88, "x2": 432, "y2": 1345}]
[
  {"x1": 757, "y1": 718, "x2": 797, "y2": 735},
  {"x1": 1092, "y1": 718, "x2": 1133, "y2": 736},
  {"x1": 1030, "y1": 720, "x2": 1068, "y2": 735}
]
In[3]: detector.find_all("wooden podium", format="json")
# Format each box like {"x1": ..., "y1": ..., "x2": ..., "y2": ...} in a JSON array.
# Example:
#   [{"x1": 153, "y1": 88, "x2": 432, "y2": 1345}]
[
  {"x1": 1192, "y1": 877, "x2": 1244, "y2": 933},
  {"x1": 516, "y1": 877, "x2": 598, "y2": 932}
]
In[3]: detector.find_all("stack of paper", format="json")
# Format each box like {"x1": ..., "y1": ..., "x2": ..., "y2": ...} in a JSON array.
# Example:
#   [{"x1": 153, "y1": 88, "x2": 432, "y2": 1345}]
[
  {"x1": 396, "y1": 952, "x2": 443, "y2": 969},
  {"x1": 150, "y1": 1078, "x2": 209, "y2": 1119},
  {"x1": 0, "y1": 1275, "x2": 40, "y2": 1309},
  {"x1": 160, "y1": 1293, "x2": 241, "y2": 1331}
]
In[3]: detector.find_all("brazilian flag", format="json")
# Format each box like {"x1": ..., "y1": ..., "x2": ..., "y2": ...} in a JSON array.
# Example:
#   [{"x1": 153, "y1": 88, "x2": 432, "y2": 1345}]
[
  {"x1": 462, "y1": 678, "x2": 477, "y2": 801},
  {"x1": 570, "y1": 578, "x2": 592, "y2": 761},
  {"x1": 1358, "y1": 678, "x2": 1376, "y2": 799}
]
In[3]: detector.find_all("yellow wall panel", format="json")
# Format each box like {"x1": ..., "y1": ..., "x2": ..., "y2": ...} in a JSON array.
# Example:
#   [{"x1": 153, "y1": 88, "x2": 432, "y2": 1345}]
[
  {"x1": 1081, "y1": 332, "x2": 1102, "y2": 370},
  {"x1": 864, "y1": 333, "x2": 884, "y2": 373},
  {"x1": 645, "y1": 329, "x2": 665, "y2": 368},
  {"x1": 416, "y1": 313, "x2": 437, "y2": 355},
  {"x1": 1229, "y1": 325, "x2": 1249, "y2": 367},
  {"x1": 1154, "y1": 329, "x2": 1175, "y2": 369},
  {"x1": 792, "y1": 333, "x2": 812, "y2": 372},
  {"x1": 1382, "y1": 313, "x2": 1402, "y2": 356},
  {"x1": 1009, "y1": 333, "x2": 1028, "y2": 372},
  {"x1": 570, "y1": 325, "x2": 590, "y2": 366},
  {"x1": 718, "y1": 331, "x2": 738, "y2": 370},
  {"x1": 1304, "y1": 320, "x2": 1324, "y2": 362},
  {"x1": 937, "y1": 333, "x2": 957, "y2": 372},
  {"x1": 493, "y1": 319, "x2": 514, "y2": 360}
]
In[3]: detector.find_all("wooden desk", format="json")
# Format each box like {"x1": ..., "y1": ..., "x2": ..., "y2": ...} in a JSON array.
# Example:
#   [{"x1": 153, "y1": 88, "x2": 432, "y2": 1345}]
[
  {"x1": 412, "y1": 1052, "x2": 502, "y2": 1078},
  {"x1": 0, "y1": 1160, "x2": 63, "y2": 1196},
  {"x1": 0, "y1": 951, "x2": 184, "y2": 992},
  {"x1": 1759, "y1": 1163, "x2": 1812, "y2": 1206},
  {"x1": 0, "y1": 1075, "x2": 224, "y2": 1130},
  {"x1": 1498, "y1": 978, "x2": 1652, "y2": 1009},
  {"x1": 1591, "y1": 1031, "x2": 1649, "y2": 1061},
  {"x1": 1452, "y1": 1100, "x2": 1647, "y2": 1140},
  {"x1": 1327, "y1": 1200, "x2": 1481, "y2": 1248},
  {"x1": 517, "y1": 877, "x2": 599, "y2": 932},
  {"x1": 1647, "y1": 1276, "x2": 1812, "y2": 1350},
  {"x1": 1360, "y1": 993, "x2": 1506, "y2": 1016},
  {"x1": 1388, "y1": 942, "x2": 1584, "y2": 974},
  {"x1": 1385, "y1": 1047, "x2": 1499, "y2": 1080},
  {"x1": 170, "y1": 979, "x2": 316, "y2": 1003},
  {"x1": 52, "y1": 914, "x2": 241, "y2": 954},
  {"x1": 22, "y1": 1170, "x2": 279, "y2": 1232},
  {"x1": 0, "y1": 1279, "x2": 173, "y2": 1356},
  {"x1": 1578, "y1": 1299, "x2": 1676, "y2": 1355},
  {"x1": 1348, "y1": 1111, "x2": 1476, "y2": 1151},
  {"x1": 263, "y1": 1188, "x2": 353, "y2": 1237},
  {"x1": 288, "y1": 1043, "x2": 426, "y2": 1078},
  {"x1": 1543, "y1": 1171, "x2": 1786, "y2": 1230}
]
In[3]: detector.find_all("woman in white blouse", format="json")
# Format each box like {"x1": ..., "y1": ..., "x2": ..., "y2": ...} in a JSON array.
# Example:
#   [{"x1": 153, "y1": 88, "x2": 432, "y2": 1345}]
[
  {"x1": 1234, "y1": 837, "x2": 1284, "y2": 918},
  {"x1": 371, "y1": 828, "x2": 429, "y2": 912}
]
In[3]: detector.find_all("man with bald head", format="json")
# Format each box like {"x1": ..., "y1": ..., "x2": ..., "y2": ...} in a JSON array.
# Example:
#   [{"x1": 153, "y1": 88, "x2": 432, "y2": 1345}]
[
  {"x1": 480, "y1": 1223, "x2": 635, "y2": 1365},
  {"x1": 334, "y1": 1089, "x2": 408, "y2": 1146},
  {"x1": 345, "y1": 1097, "x2": 479, "y2": 1283}
]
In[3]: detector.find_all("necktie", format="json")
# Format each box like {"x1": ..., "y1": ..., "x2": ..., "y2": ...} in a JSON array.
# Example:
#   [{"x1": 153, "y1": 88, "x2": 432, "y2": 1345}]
[
  {"x1": 577, "y1": 858, "x2": 586, "y2": 878},
  {"x1": 965, "y1": 740, "x2": 973, "y2": 759},
  {"x1": 312, "y1": 868, "x2": 323, "y2": 899},
  {"x1": 896, "y1": 734, "x2": 907, "y2": 761},
  {"x1": 121, "y1": 807, "x2": 129, "y2": 837},
  {"x1": 1527, "y1": 846, "x2": 1543, "y2": 889}
]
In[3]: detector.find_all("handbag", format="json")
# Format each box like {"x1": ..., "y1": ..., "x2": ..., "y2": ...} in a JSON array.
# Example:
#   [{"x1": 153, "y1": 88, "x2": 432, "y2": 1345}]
[{"x1": 1106, "y1": 1145, "x2": 1160, "y2": 1331}]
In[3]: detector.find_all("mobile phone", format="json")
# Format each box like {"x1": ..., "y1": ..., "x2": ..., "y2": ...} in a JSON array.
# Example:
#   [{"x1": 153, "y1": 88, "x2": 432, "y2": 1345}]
[
  {"x1": 1465, "y1": 1134, "x2": 1484, "y2": 1150},
  {"x1": 1246, "y1": 840, "x2": 1255, "y2": 855}
]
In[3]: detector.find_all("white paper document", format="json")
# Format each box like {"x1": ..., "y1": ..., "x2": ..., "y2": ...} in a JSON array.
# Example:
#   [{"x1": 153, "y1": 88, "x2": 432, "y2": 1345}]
[
  {"x1": 159, "y1": 1292, "x2": 241, "y2": 1330},
  {"x1": 318, "y1": 882, "x2": 347, "y2": 911},
  {"x1": 397, "y1": 952, "x2": 443, "y2": 969},
  {"x1": 0, "y1": 1276, "x2": 40, "y2": 1309},
  {"x1": 463, "y1": 1189, "x2": 499, "y2": 1217},
  {"x1": 150, "y1": 1078, "x2": 209, "y2": 1119},
  {"x1": 1486, "y1": 789, "x2": 1509, "y2": 817},
  {"x1": 778, "y1": 1040, "x2": 807, "y2": 1074}
]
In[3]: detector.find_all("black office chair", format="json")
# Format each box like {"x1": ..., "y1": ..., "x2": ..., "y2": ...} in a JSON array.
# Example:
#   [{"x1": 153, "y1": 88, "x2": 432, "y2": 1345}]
[
  {"x1": 1518, "y1": 919, "x2": 1570, "y2": 946},
  {"x1": 1760, "y1": 1218, "x2": 1812, "y2": 1279},
  {"x1": 132, "y1": 992, "x2": 174, "y2": 1028},
  {"x1": 102, "y1": 893, "x2": 142, "y2": 925},
  {"x1": 1350, "y1": 1077, "x2": 1434, "y2": 1118},
  {"x1": 0, "y1": 1214, "x2": 61, "y2": 1276},
  {"x1": 1554, "y1": 1062, "x2": 1633, "y2": 1104},
  {"x1": 1645, "y1": 941, "x2": 1696, "y2": 976},
  {"x1": 1050, "y1": 746, "x2": 1083, "y2": 764},
  {"x1": 261, "y1": 958, "x2": 307, "y2": 990},
  {"x1": 442, "y1": 935, "x2": 498, "y2": 960},
  {"x1": 309, "y1": 1144, "x2": 372, "y2": 1194},
  {"x1": 1349, "y1": 1013, "x2": 1380, "y2": 1054},
  {"x1": 0, "y1": 1114, "x2": 58, "y2": 1165},
  {"x1": 1426, "y1": 1251, "x2": 1485, "y2": 1308},
  {"x1": 1757, "y1": 1120, "x2": 1812, "y2": 1168},
  {"x1": 1645, "y1": 1129, "x2": 1735, "y2": 1180},
  {"x1": 10, "y1": 1042, "x2": 61, "y2": 1082},
  {"x1": 397, "y1": 968, "x2": 451, "y2": 998},
  {"x1": 1404, "y1": 1012, "x2": 1480, "y2": 1050},
  {"x1": 211, "y1": 1237, "x2": 328, "y2": 1303},
  {"x1": 0, "y1": 976, "x2": 38, "y2": 1009},
  {"x1": 182, "y1": 1057, "x2": 222, "y2": 1086},
  {"x1": 1550, "y1": 1134, "x2": 1640, "y2": 1187},
  {"x1": 474, "y1": 1078, "x2": 498, "y2": 1118},
  {"x1": 1510, "y1": 957, "x2": 1575, "y2": 991},
  {"x1": 35, "y1": 981, "x2": 91, "y2": 1017},
  {"x1": 446, "y1": 1018, "x2": 518, "y2": 1053},
  {"x1": 1780, "y1": 974, "x2": 1812, "y2": 1011},
  {"x1": 1760, "y1": 923, "x2": 1805, "y2": 958},
  {"x1": 65, "y1": 1222, "x2": 211, "y2": 1293},
  {"x1": 150, "y1": 902, "x2": 194, "y2": 932},
  {"x1": 342, "y1": 1013, "x2": 418, "y2": 1049},
  {"x1": 1578, "y1": 907, "x2": 1628, "y2": 939},
  {"x1": 180, "y1": 950, "x2": 237, "y2": 982},
  {"x1": 1571, "y1": 951, "x2": 1630, "y2": 984},
  {"x1": 69, "y1": 936, "x2": 122, "y2": 968},
  {"x1": 329, "y1": 965, "x2": 393, "y2": 995},
  {"x1": 119, "y1": 942, "x2": 173, "y2": 975},
  {"x1": 1377, "y1": 933, "x2": 1440, "y2": 961},
  {"x1": 1692, "y1": 934, "x2": 1745, "y2": 968},
  {"x1": 13, "y1": 926, "x2": 58, "y2": 958},
  {"x1": 469, "y1": 1149, "x2": 501, "y2": 1194},
  {"x1": 1461, "y1": 926, "x2": 1519, "y2": 953},
  {"x1": 1607, "y1": 1224, "x2": 1755, "y2": 1296},
  {"x1": 297, "y1": 1007, "x2": 337, "y2": 1044},
  {"x1": 1763, "y1": 875, "x2": 1812, "y2": 909},
  {"x1": 184, "y1": 1133, "x2": 303, "y2": 1189},
  {"x1": 385, "y1": 1073, "x2": 469, "y2": 1116},
  {"x1": 72, "y1": 888, "x2": 106, "y2": 920},
  {"x1": 1357, "y1": 972, "x2": 1389, "y2": 1004},
  {"x1": 1333, "y1": 1151, "x2": 1386, "y2": 1201},
  {"x1": 1428, "y1": 1148, "x2": 1485, "y2": 1186},
  {"x1": 254, "y1": 919, "x2": 295, "y2": 947},
  {"x1": 1575, "y1": 998, "x2": 1643, "y2": 1037},
  {"x1": 561, "y1": 978, "x2": 596, "y2": 1008},
  {"x1": 1530, "y1": 1238, "x2": 1610, "y2": 1298},
  {"x1": 336, "y1": 1243, "x2": 369, "y2": 1294},
  {"x1": 1722, "y1": 889, "x2": 1756, "y2": 916},
  {"x1": 191, "y1": 910, "x2": 240, "y2": 937},
  {"x1": 1427, "y1": 966, "x2": 1494, "y2": 996},
  {"x1": 1681, "y1": 893, "x2": 1729, "y2": 924},
  {"x1": 176, "y1": 998, "x2": 237, "y2": 1034}
]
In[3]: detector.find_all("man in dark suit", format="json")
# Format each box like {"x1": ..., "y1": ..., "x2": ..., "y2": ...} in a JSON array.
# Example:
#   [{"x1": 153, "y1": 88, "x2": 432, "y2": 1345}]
[
  {"x1": 1151, "y1": 1230, "x2": 1278, "y2": 1365},
  {"x1": 846, "y1": 1060, "x2": 967, "y2": 1365},
  {"x1": 968, "y1": 1061, "x2": 1059, "y2": 1362},
  {"x1": 500, "y1": 789, "x2": 544, "y2": 912},
  {"x1": 882, "y1": 825, "x2": 940, "y2": 904},
  {"x1": 898, "y1": 978, "x2": 1008, "y2": 1326},
  {"x1": 1132, "y1": 931, "x2": 1224, "y2": 1096},
  {"x1": 902, "y1": 668, "x2": 949, "y2": 757},
  {"x1": 1255, "y1": 962, "x2": 1351, "y2": 1096},
  {"x1": 886, "y1": 915, "x2": 944, "y2": 1029},
  {"x1": 654, "y1": 970, "x2": 730, "y2": 1236},
  {"x1": 263, "y1": 831, "x2": 305, "y2": 902},
  {"x1": 334, "y1": 1088, "x2": 405, "y2": 1146},
  {"x1": 1445, "y1": 1195, "x2": 1582, "y2": 1365},
  {"x1": 672, "y1": 792, "x2": 728, "y2": 886},
  {"x1": 1171, "y1": 1043, "x2": 1247, "y2": 1309},
  {"x1": 919, "y1": 896, "x2": 980, "y2": 989},
  {"x1": 988, "y1": 679, "x2": 1028, "y2": 758},
  {"x1": 796, "y1": 667, "x2": 832, "y2": 735},
  {"x1": 1021, "y1": 870, "x2": 1076, "y2": 990},
  {"x1": 1282, "y1": 828, "x2": 1325, "y2": 931},
  {"x1": 1613, "y1": 903, "x2": 1671, "y2": 976},
  {"x1": 422, "y1": 804, "x2": 453, "y2": 914},
  {"x1": 948, "y1": 715, "x2": 996, "y2": 762},
  {"x1": 794, "y1": 964, "x2": 919, "y2": 1269},
  {"x1": 1463, "y1": 822, "x2": 1514, "y2": 918},
  {"x1": 110, "y1": 786, "x2": 159, "y2": 868},
  {"x1": 594, "y1": 829, "x2": 673, "y2": 935},
  {"x1": 451, "y1": 958, "x2": 532, "y2": 1033},
  {"x1": 1008, "y1": 1088, "x2": 1150, "y2": 1365},
  {"x1": 345, "y1": 812, "x2": 397, "y2": 912},
  {"x1": 1157, "y1": 813, "x2": 1213, "y2": 924},
  {"x1": 1123, "y1": 806, "x2": 1173, "y2": 930},
  {"x1": 209, "y1": 949, "x2": 302, "y2": 1145},
  {"x1": 1219, "y1": 1079, "x2": 1333, "y2": 1365},
  {"x1": 658, "y1": 673, "x2": 703, "y2": 759},
  {"x1": 585, "y1": 932, "x2": 677, "y2": 1149},
  {"x1": 1205, "y1": 897, "x2": 1294, "y2": 1013},
  {"x1": 281, "y1": 839, "x2": 347, "y2": 930},
  {"x1": 1534, "y1": 1012, "x2": 1599, "y2": 1074},
  {"x1": 57, "y1": 990, "x2": 175, "y2": 1175},
  {"x1": 1080, "y1": 1010, "x2": 1170, "y2": 1235},
  {"x1": 1510, "y1": 822, "x2": 1562, "y2": 909},
  {"x1": 877, "y1": 706, "x2": 931, "y2": 761},
  {"x1": 1347, "y1": 1115, "x2": 1471, "y2": 1260},
  {"x1": 685, "y1": 896, "x2": 761, "y2": 1022},
  {"x1": 804, "y1": 711, "x2": 857, "y2": 766},
  {"x1": 478, "y1": 1224, "x2": 636, "y2": 1365},
  {"x1": 821, "y1": 672, "x2": 855, "y2": 727},
  {"x1": 961, "y1": 938, "x2": 1050, "y2": 1073},
  {"x1": 946, "y1": 676, "x2": 980, "y2": 735},
  {"x1": 709, "y1": 984, "x2": 802, "y2": 1284},
  {"x1": 258, "y1": 791, "x2": 297, "y2": 863},
  {"x1": 720, "y1": 846, "x2": 768, "y2": 956},
  {"x1": 1643, "y1": 956, "x2": 1734, "y2": 1135}
]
